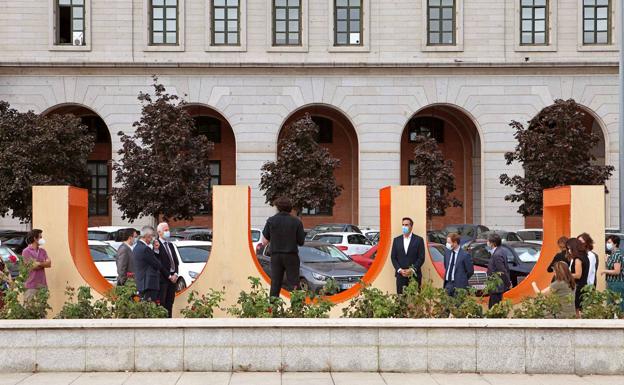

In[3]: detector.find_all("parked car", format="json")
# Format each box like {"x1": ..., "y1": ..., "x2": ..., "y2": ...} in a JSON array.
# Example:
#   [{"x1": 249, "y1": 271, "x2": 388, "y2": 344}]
[
  {"x1": 441, "y1": 224, "x2": 490, "y2": 245},
  {"x1": 256, "y1": 241, "x2": 366, "y2": 293},
  {"x1": 171, "y1": 240, "x2": 211, "y2": 292},
  {"x1": 0, "y1": 244, "x2": 20, "y2": 278},
  {"x1": 251, "y1": 228, "x2": 262, "y2": 251},
  {"x1": 311, "y1": 232, "x2": 373, "y2": 256},
  {"x1": 516, "y1": 228, "x2": 543, "y2": 245},
  {"x1": 469, "y1": 241, "x2": 541, "y2": 286},
  {"x1": 350, "y1": 245, "x2": 377, "y2": 270},
  {"x1": 361, "y1": 229, "x2": 379, "y2": 244},
  {"x1": 88, "y1": 240, "x2": 118, "y2": 284},
  {"x1": 427, "y1": 230, "x2": 447, "y2": 244},
  {"x1": 170, "y1": 228, "x2": 212, "y2": 242},
  {"x1": 427, "y1": 242, "x2": 488, "y2": 292},
  {"x1": 305, "y1": 223, "x2": 363, "y2": 240},
  {"x1": 0, "y1": 230, "x2": 27, "y2": 254},
  {"x1": 88, "y1": 226, "x2": 138, "y2": 250}
]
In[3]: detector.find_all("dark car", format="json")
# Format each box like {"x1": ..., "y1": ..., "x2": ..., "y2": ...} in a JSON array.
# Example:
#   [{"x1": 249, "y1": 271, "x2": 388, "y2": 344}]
[
  {"x1": 441, "y1": 224, "x2": 490, "y2": 245},
  {"x1": 256, "y1": 241, "x2": 366, "y2": 293},
  {"x1": 170, "y1": 228, "x2": 213, "y2": 242},
  {"x1": 468, "y1": 241, "x2": 541, "y2": 286},
  {"x1": 305, "y1": 224, "x2": 363, "y2": 241},
  {"x1": 0, "y1": 230, "x2": 27, "y2": 254}
]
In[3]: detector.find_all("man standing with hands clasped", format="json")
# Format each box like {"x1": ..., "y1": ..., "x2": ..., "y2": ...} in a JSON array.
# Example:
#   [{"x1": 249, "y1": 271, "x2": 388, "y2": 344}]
[
  {"x1": 155, "y1": 222, "x2": 180, "y2": 318},
  {"x1": 390, "y1": 217, "x2": 425, "y2": 294},
  {"x1": 443, "y1": 232, "x2": 474, "y2": 296}
]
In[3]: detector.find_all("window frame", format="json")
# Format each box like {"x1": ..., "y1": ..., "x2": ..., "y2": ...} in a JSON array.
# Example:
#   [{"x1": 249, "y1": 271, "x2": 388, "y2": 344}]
[
  {"x1": 199, "y1": 160, "x2": 222, "y2": 215},
  {"x1": 301, "y1": 206, "x2": 333, "y2": 216},
  {"x1": 420, "y1": 0, "x2": 463, "y2": 52},
  {"x1": 211, "y1": 0, "x2": 241, "y2": 47},
  {"x1": 272, "y1": 0, "x2": 302, "y2": 47},
  {"x1": 87, "y1": 160, "x2": 110, "y2": 217},
  {"x1": 426, "y1": 0, "x2": 456, "y2": 46},
  {"x1": 576, "y1": 0, "x2": 618, "y2": 51},
  {"x1": 333, "y1": 0, "x2": 363, "y2": 47},
  {"x1": 519, "y1": 0, "x2": 549, "y2": 46},
  {"x1": 206, "y1": 0, "x2": 247, "y2": 52},
  {"x1": 48, "y1": 0, "x2": 91, "y2": 51},
  {"x1": 327, "y1": 0, "x2": 370, "y2": 52},
  {"x1": 150, "y1": 0, "x2": 179, "y2": 46},
  {"x1": 514, "y1": 0, "x2": 557, "y2": 52},
  {"x1": 143, "y1": 0, "x2": 185, "y2": 52},
  {"x1": 581, "y1": 0, "x2": 611, "y2": 45}
]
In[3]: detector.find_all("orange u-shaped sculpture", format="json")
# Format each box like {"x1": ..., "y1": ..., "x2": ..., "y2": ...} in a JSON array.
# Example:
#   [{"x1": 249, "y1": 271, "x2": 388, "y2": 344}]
[{"x1": 32, "y1": 184, "x2": 605, "y2": 317}]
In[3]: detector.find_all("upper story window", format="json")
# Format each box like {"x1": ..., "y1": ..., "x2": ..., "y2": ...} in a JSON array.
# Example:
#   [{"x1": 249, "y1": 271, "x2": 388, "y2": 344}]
[
  {"x1": 427, "y1": 0, "x2": 455, "y2": 45},
  {"x1": 273, "y1": 0, "x2": 301, "y2": 46},
  {"x1": 582, "y1": 0, "x2": 611, "y2": 44},
  {"x1": 193, "y1": 116, "x2": 222, "y2": 143},
  {"x1": 150, "y1": 0, "x2": 178, "y2": 45},
  {"x1": 520, "y1": 0, "x2": 548, "y2": 45},
  {"x1": 56, "y1": 0, "x2": 85, "y2": 46},
  {"x1": 212, "y1": 0, "x2": 240, "y2": 46},
  {"x1": 334, "y1": 0, "x2": 362, "y2": 46}
]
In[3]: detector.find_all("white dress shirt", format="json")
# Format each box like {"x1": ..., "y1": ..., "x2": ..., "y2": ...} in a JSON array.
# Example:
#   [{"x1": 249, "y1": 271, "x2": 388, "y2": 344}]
[
  {"x1": 587, "y1": 251, "x2": 597, "y2": 286},
  {"x1": 398, "y1": 234, "x2": 414, "y2": 274},
  {"x1": 446, "y1": 247, "x2": 460, "y2": 281}
]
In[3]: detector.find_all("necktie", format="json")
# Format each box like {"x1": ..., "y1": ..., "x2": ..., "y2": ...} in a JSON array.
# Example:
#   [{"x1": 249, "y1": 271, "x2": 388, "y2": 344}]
[
  {"x1": 446, "y1": 251, "x2": 456, "y2": 281},
  {"x1": 163, "y1": 241, "x2": 174, "y2": 272}
]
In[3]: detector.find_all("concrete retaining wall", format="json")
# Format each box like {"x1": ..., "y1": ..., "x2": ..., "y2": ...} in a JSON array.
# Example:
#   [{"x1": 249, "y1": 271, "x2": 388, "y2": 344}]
[{"x1": 1, "y1": 319, "x2": 623, "y2": 374}]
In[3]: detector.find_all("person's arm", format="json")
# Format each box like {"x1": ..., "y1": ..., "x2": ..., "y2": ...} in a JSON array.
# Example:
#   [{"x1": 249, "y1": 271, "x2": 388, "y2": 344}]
[
  {"x1": 547, "y1": 254, "x2": 558, "y2": 273},
  {"x1": 571, "y1": 259, "x2": 583, "y2": 280},
  {"x1": 142, "y1": 247, "x2": 168, "y2": 277},
  {"x1": 531, "y1": 281, "x2": 551, "y2": 294},
  {"x1": 413, "y1": 237, "x2": 425, "y2": 271},
  {"x1": 464, "y1": 252, "x2": 474, "y2": 279},
  {"x1": 296, "y1": 221, "x2": 305, "y2": 246},
  {"x1": 390, "y1": 239, "x2": 400, "y2": 273},
  {"x1": 117, "y1": 247, "x2": 129, "y2": 284}
]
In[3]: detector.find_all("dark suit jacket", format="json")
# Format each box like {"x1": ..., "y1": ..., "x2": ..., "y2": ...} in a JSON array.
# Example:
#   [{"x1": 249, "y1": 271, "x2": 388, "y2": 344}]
[
  {"x1": 390, "y1": 234, "x2": 425, "y2": 279},
  {"x1": 115, "y1": 243, "x2": 134, "y2": 285},
  {"x1": 155, "y1": 238, "x2": 180, "y2": 283},
  {"x1": 133, "y1": 240, "x2": 167, "y2": 293},
  {"x1": 262, "y1": 212, "x2": 305, "y2": 254},
  {"x1": 487, "y1": 247, "x2": 511, "y2": 294},
  {"x1": 444, "y1": 248, "x2": 474, "y2": 289}
]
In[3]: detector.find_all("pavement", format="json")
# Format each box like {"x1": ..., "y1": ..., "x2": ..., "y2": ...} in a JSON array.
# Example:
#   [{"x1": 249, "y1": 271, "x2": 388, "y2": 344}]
[{"x1": 1, "y1": 373, "x2": 623, "y2": 385}]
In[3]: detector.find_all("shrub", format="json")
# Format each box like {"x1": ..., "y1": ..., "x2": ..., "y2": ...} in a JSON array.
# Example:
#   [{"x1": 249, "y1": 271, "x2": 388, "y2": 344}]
[
  {"x1": 485, "y1": 299, "x2": 513, "y2": 318},
  {"x1": 0, "y1": 257, "x2": 51, "y2": 319},
  {"x1": 580, "y1": 285, "x2": 623, "y2": 319},
  {"x1": 342, "y1": 283, "x2": 400, "y2": 318},
  {"x1": 104, "y1": 279, "x2": 168, "y2": 319},
  {"x1": 513, "y1": 293, "x2": 563, "y2": 319},
  {"x1": 227, "y1": 277, "x2": 285, "y2": 318},
  {"x1": 398, "y1": 280, "x2": 449, "y2": 318},
  {"x1": 56, "y1": 286, "x2": 109, "y2": 319},
  {"x1": 445, "y1": 288, "x2": 483, "y2": 319},
  {"x1": 181, "y1": 289, "x2": 225, "y2": 318}
]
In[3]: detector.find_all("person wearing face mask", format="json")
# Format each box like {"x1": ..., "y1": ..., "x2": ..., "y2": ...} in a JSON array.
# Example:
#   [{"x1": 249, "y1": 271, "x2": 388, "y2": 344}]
[
  {"x1": 155, "y1": 222, "x2": 180, "y2": 317},
  {"x1": 602, "y1": 235, "x2": 624, "y2": 311},
  {"x1": 22, "y1": 229, "x2": 51, "y2": 304},
  {"x1": 443, "y1": 232, "x2": 474, "y2": 297},
  {"x1": 486, "y1": 233, "x2": 511, "y2": 309},
  {"x1": 133, "y1": 226, "x2": 169, "y2": 302},
  {"x1": 115, "y1": 228, "x2": 138, "y2": 286},
  {"x1": 390, "y1": 217, "x2": 425, "y2": 294}
]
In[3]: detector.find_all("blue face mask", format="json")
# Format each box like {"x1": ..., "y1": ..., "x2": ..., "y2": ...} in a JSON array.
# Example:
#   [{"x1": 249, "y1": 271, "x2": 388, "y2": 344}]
[
  {"x1": 402, "y1": 226, "x2": 410, "y2": 235},
  {"x1": 164, "y1": 231, "x2": 171, "y2": 239}
]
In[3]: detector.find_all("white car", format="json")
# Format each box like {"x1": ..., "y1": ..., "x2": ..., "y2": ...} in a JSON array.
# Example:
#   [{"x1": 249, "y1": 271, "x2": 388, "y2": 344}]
[
  {"x1": 516, "y1": 228, "x2": 543, "y2": 245},
  {"x1": 251, "y1": 228, "x2": 262, "y2": 251},
  {"x1": 361, "y1": 228, "x2": 380, "y2": 243},
  {"x1": 88, "y1": 240, "x2": 118, "y2": 284},
  {"x1": 88, "y1": 226, "x2": 138, "y2": 250},
  {"x1": 311, "y1": 232, "x2": 373, "y2": 256},
  {"x1": 171, "y1": 240, "x2": 212, "y2": 292}
]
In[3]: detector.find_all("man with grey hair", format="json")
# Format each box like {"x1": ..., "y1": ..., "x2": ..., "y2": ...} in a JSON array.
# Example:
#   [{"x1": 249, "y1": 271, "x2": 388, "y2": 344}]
[
  {"x1": 132, "y1": 225, "x2": 170, "y2": 302},
  {"x1": 155, "y1": 222, "x2": 179, "y2": 317}
]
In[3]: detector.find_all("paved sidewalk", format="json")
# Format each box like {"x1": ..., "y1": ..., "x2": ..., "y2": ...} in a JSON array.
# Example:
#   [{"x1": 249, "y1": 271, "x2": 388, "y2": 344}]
[{"x1": 1, "y1": 372, "x2": 623, "y2": 385}]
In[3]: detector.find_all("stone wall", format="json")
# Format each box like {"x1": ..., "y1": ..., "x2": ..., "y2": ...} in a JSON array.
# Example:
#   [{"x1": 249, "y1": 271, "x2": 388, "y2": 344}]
[{"x1": 1, "y1": 319, "x2": 622, "y2": 374}]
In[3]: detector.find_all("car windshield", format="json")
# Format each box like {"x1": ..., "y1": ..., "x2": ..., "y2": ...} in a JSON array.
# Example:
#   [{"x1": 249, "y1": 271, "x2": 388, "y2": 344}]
[
  {"x1": 88, "y1": 231, "x2": 110, "y2": 241},
  {"x1": 89, "y1": 245, "x2": 117, "y2": 262},
  {"x1": 315, "y1": 225, "x2": 345, "y2": 232},
  {"x1": 178, "y1": 246, "x2": 211, "y2": 263},
  {"x1": 428, "y1": 245, "x2": 444, "y2": 262},
  {"x1": 517, "y1": 231, "x2": 542, "y2": 241},
  {"x1": 251, "y1": 230, "x2": 261, "y2": 242},
  {"x1": 444, "y1": 225, "x2": 475, "y2": 237},
  {"x1": 512, "y1": 246, "x2": 541, "y2": 263},
  {"x1": 314, "y1": 235, "x2": 343, "y2": 244},
  {"x1": 299, "y1": 245, "x2": 351, "y2": 263}
]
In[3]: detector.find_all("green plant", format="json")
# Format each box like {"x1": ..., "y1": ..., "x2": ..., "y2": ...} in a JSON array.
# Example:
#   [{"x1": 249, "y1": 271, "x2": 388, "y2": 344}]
[
  {"x1": 485, "y1": 299, "x2": 513, "y2": 318},
  {"x1": 0, "y1": 258, "x2": 51, "y2": 319},
  {"x1": 287, "y1": 289, "x2": 334, "y2": 318},
  {"x1": 227, "y1": 277, "x2": 285, "y2": 318},
  {"x1": 445, "y1": 288, "x2": 483, "y2": 319},
  {"x1": 513, "y1": 293, "x2": 563, "y2": 319},
  {"x1": 181, "y1": 289, "x2": 225, "y2": 318},
  {"x1": 56, "y1": 286, "x2": 108, "y2": 319},
  {"x1": 342, "y1": 283, "x2": 400, "y2": 318},
  {"x1": 580, "y1": 285, "x2": 623, "y2": 319},
  {"x1": 398, "y1": 279, "x2": 449, "y2": 318},
  {"x1": 103, "y1": 279, "x2": 168, "y2": 319}
]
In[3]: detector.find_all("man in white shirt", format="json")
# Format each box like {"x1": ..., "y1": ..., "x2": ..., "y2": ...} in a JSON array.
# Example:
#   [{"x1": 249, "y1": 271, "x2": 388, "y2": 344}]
[{"x1": 390, "y1": 217, "x2": 425, "y2": 294}]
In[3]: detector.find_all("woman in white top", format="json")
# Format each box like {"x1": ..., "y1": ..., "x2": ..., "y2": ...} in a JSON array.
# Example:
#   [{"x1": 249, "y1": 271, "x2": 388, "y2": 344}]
[{"x1": 578, "y1": 233, "x2": 598, "y2": 287}]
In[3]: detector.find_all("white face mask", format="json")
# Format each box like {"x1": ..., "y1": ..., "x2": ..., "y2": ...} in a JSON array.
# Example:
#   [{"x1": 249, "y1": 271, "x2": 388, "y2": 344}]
[
  {"x1": 606, "y1": 242, "x2": 614, "y2": 251},
  {"x1": 37, "y1": 238, "x2": 46, "y2": 246},
  {"x1": 445, "y1": 242, "x2": 453, "y2": 250}
]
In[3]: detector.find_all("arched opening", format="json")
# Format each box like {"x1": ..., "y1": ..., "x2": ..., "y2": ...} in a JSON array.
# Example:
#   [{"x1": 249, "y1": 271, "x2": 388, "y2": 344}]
[
  {"x1": 401, "y1": 104, "x2": 482, "y2": 230},
  {"x1": 43, "y1": 104, "x2": 112, "y2": 226},
  {"x1": 279, "y1": 105, "x2": 359, "y2": 228}
]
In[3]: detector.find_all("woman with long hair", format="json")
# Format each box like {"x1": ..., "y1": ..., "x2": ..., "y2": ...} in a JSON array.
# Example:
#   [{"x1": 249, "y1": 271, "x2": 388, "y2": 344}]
[
  {"x1": 578, "y1": 233, "x2": 598, "y2": 287},
  {"x1": 567, "y1": 238, "x2": 589, "y2": 316},
  {"x1": 532, "y1": 261, "x2": 576, "y2": 318}
]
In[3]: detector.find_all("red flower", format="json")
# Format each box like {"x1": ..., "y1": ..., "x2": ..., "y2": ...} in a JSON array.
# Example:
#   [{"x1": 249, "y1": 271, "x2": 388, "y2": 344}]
[
  {"x1": 267, "y1": 307, "x2": 273, "y2": 314},
  {"x1": 8, "y1": 255, "x2": 17, "y2": 264},
  {"x1": 191, "y1": 306, "x2": 196, "y2": 311},
  {"x1": 126, "y1": 272, "x2": 134, "y2": 278},
  {"x1": 155, "y1": 299, "x2": 161, "y2": 305}
]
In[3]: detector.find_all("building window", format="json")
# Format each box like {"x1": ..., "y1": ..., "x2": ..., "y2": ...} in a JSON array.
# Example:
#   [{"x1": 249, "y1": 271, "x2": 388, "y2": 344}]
[
  {"x1": 301, "y1": 206, "x2": 333, "y2": 216},
  {"x1": 151, "y1": 0, "x2": 178, "y2": 45},
  {"x1": 408, "y1": 160, "x2": 443, "y2": 215},
  {"x1": 311, "y1": 117, "x2": 333, "y2": 143},
  {"x1": 193, "y1": 116, "x2": 222, "y2": 143},
  {"x1": 212, "y1": 0, "x2": 240, "y2": 46},
  {"x1": 407, "y1": 117, "x2": 444, "y2": 144},
  {"x1": 273, "y1": 0, "x2": 301, "y2": 46},
  {"x1": 56, "y1": 0, "x2": 85, "y2": 46},
  {"x1": 334, "y1": 0, "x2": 362, "y2": 46},
  {"x1": 427, "y1": 0, "x2": 455, "y2": 45},
  {"x1": 88, "y1": 161, "x2": 109, "y2": 216},
  {"x1": 199, "y1": 161, "x2": 221, "y2": 214},
  {"x1": 583, "y1": 0, "x2": 610, "y2": 44},
  {"x1": 520, "y1": 0, "x2": 548, "y2": 45}
]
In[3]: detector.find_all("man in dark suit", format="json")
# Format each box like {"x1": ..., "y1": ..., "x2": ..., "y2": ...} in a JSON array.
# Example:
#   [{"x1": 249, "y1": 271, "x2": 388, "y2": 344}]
[
  {"x1": 133, "y1": 226, "x2": 171, "y2": 302},
  {"x1": 486, "y1": 233, "x2": 511, "y2": 309},
  {"x1": 115, "y1": 228, "x2": 137, "y2": 286},
  {"x1": 261, "y1": 196, "x2": 306, "y2": 297},
  {"x1": 443, "y1": 232, "x2": 474, "y2": 296},
  {"x1": 390, "y1": 217, "x2": 425, "y2": 294},
  {"x1": 155, "y1": 222, "x2": 180, "y2": 318}
]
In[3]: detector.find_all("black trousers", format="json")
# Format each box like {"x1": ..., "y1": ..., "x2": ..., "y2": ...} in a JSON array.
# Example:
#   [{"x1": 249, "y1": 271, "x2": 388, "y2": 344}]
[
  {"x1": 270, "y1": 253, "x2": 300, "y2": 297},
  {"x1": 444, "y1": 281, "x2": 456, "y2": 297},
  {"x1": 488, "y1": 292, "x2": 503, "y2": 309},
  {"x1": 141, "y1": 289, "x2": 159, "y2": 302},
  {"x1": 159, "y1": 279, "x2": 176, "y2": 318},
  {"x1": 396, "y1": 273, "x2": 421, "y2": 294}
]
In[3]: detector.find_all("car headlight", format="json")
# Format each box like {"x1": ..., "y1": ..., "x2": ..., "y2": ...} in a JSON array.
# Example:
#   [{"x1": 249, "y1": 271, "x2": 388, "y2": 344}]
[
  {"x1": 189, "y1": 271, "x2": 199, "y2": 279},
  {"x1": 312, "y1": 272, "x2": 328, "y2": 281}
]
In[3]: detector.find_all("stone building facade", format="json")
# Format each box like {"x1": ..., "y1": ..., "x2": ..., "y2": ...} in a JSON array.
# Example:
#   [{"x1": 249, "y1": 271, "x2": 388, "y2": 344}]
[{"x1": 0, "y1": 0, "x2": 620, "y2": 230}]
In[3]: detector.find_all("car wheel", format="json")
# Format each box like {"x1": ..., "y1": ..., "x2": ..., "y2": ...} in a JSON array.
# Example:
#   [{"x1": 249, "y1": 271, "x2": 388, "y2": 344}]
[
  {"x1": 298, "y1": 278, "x2": 310, "y2": 292},
  {"x1": 176, "y1": 278, "x2": 187, "y2": 292}
]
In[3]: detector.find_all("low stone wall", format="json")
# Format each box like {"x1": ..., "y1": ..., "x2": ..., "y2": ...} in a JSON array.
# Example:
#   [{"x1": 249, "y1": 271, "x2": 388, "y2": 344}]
[{"x1": 1, "y1": 319, "x2": 623, "y2": 374}]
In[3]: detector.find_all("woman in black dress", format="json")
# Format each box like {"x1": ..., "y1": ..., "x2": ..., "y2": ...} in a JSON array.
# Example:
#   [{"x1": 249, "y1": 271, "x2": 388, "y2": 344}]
[{"x1": 567, "y1": 238, "x2": 589, "y2": 317}]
